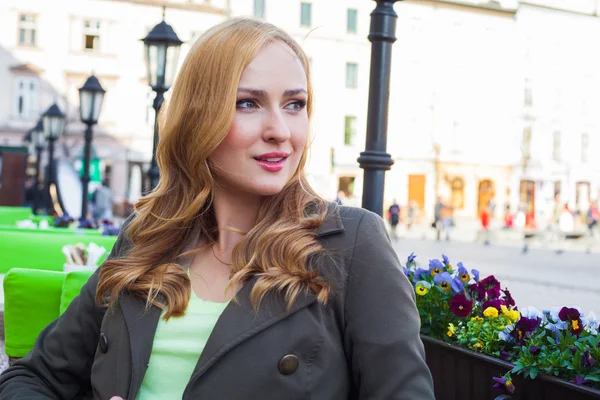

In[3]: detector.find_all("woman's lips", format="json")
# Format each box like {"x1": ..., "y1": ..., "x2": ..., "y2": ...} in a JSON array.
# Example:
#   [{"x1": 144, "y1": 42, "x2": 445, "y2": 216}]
[{"x1": 254, "y1": 156, "x2": 287, "y2": 172}]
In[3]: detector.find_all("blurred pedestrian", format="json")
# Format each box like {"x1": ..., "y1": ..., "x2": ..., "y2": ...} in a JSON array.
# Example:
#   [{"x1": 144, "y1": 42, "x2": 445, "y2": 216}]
[
  {"x1": 503, "y1": 204, "x2": 513, "y2": 230},
  {"x1": 586, "y1": 200, "x2": 599, "y2": 253},
  {"x1": 406, "y1": 200, "x2": 416, "y2": 230},
  {"x1": 92, "y1": 179, "x2": 114, "y2": 223},
  {"x1": 555, "y1": 203, "x2": 574, "y2": 254},
  {"x1": 480, "y1": 206, "x2": 491, "y2": 245},
  {"x1": 441, "y1": 203, "x2": 454, "y2": 242},
  {"x1": 434, "y1": 197, "x2": 443, "y2": 241},
  {"x1": 388, "y1": 199, "x2": 400, "y2": 239}
]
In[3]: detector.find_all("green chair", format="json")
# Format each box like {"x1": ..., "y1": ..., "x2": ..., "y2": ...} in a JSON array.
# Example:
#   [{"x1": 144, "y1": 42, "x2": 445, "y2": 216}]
[
  {"x1": 0, "y1": 230, "x2": 117, "y2": 273},
  {"x1": 3, "y1": 268, "x2": 95, "y2": 359},
  {"x1": 0, "y1": 207, "x2": 33, "y2": 225}
]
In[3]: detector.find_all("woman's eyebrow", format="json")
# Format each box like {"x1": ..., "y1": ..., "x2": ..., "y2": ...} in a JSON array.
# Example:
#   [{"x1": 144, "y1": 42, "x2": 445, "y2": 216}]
[{"x1": 237, "y1": 88, "x2": 308, "y2": 97}]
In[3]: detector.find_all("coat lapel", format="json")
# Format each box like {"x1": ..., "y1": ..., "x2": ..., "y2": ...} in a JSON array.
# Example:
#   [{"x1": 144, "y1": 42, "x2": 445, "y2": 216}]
[{"x1": 120, "y1": 294, "x2": 162, "y2": 399}]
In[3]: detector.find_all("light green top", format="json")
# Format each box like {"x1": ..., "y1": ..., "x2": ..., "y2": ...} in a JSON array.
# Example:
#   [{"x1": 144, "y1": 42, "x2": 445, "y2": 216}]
[{"x1": 136, "y1": 293, "x2": 229, "y2": 399}]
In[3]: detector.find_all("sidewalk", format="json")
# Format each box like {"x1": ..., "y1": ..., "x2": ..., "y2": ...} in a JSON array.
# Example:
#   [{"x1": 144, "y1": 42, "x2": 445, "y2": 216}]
[{"x1": 388, "y1": 217, "x2": 598, "y2": 254}]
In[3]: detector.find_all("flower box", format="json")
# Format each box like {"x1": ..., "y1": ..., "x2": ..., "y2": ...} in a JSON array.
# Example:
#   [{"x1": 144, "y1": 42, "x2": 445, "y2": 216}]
[
  {"x1": 423, "y1": 335, "x2": 600, "y2": 400},
  {"x1": 402, "y1": 253, "x2": 600, "y2": 398}
]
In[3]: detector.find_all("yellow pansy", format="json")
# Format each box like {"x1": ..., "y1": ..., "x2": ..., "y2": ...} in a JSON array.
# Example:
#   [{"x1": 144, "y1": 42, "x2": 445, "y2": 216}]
[
  {"x1": 447, "y1": 323, "x2": 456, "y2": 337},
  {"x1": 471, "y1": 316, "x2": 484, "y2": 323},
  {"x1": 483, "y1": 307, "x2": 499, "y2": 318},
  {"x1": 415, "y1": 281, "x2": 431, "y2": 296},
  {"x1": 501, "y1": 305, "x2": 521, "y2": 322},
  {"x1": 473, "y1": 342, "x2": 483, "y2": 349}
]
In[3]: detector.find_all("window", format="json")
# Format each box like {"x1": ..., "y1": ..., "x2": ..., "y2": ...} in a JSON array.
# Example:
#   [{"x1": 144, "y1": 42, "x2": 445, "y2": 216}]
[
  {"x1": 347, "y1": 9, "x2": 358, "y2": 33},
  {"x1": 451, "y1": 178, "x2": 464, "y2": 210},
  {"x1": 346, "y1": 62, "x2": 358, "y2": 88},
  {"x1": 581, "y1": 133, "x2": 589, "y2": 163},
  {"x1": 18, "y1": 14, "x2": 37, "y2": 47},
  {"x1": 300, "y1": 2, "x2": 312, "y2": 27},
  {"x1": 13, "y1": 77, "x2": 39, "y2": 120},
  {"x1": 522, "y1": 126, "x2": 532, "y2": 159},
  {"x1": 552, "y1": 131, "x2": 561, "y2": 162},
  {"x1": 83, "y1": 19, "x2": 101, "y2": 51},
  {"x1": 254, "y1": 0, "x2": 265, "y2": 19},
  {"x1": 344, "y1": 116, "x2": 357, "y2": 146}
]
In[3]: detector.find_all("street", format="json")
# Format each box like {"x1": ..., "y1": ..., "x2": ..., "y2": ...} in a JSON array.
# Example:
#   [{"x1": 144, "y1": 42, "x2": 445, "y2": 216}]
[{"x1": 392, "y1": 237, "x2": 600, "y2": 315}]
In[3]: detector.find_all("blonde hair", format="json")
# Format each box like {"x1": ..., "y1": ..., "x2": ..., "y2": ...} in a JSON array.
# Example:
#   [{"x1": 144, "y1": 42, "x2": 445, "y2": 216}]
[{"x1": 97, "y1": 18, "x2": 330, "y2": 319}]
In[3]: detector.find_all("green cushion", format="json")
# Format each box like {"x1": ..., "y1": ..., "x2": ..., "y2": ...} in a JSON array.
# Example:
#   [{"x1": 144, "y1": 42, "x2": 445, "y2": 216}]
[
  {"x1": 0, "y1": 231, "x2": 117, "y2": 273},
  {"x1": 60, "y1": 270, "x2": 94, "y2": 315},
  {"x1": 4, "y1": 268, "x2": 66, "y2": 358},
  {"x1": 0, "y1": 207, "x2": 33, "y2": 225},
  {"x1": 0, "y1": 225, "x2": 105, "y2": 236}
]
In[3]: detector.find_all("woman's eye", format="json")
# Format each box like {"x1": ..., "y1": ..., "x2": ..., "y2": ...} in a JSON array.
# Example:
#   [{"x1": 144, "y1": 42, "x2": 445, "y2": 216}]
[
  {"x1": 285, "y1": 100, "x2": 307, "y2": 112},
  {"x1": 236, "y1": 99, "x2": 258, "y2": 110}
]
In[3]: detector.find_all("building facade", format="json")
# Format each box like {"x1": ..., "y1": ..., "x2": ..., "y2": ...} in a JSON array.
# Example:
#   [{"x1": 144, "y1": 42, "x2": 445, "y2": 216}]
[{"x1": 1, "y1": 0, "x2": 599, "y2": 222}]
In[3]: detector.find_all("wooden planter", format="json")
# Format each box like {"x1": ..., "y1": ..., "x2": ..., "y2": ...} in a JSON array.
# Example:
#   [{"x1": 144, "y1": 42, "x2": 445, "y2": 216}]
[{"x1": 422, "y1": 335, "x2": 600, "y2": 400}]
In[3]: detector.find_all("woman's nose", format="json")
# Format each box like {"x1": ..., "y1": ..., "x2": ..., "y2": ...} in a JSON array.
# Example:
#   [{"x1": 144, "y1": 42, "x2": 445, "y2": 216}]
[{"x1": 262, "y1": 109, "x2": 291, "y2": 143}]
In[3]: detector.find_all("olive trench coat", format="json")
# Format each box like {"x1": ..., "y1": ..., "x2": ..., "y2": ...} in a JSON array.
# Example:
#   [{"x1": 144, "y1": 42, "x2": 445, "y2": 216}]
[{"x1": 0, "y1": 205, "x2": 435, "y2": 399}]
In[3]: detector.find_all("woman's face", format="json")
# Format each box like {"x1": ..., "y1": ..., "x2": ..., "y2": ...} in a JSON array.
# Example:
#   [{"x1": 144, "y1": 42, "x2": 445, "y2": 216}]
[{"x1": 210, "y1": 41, "x2": 309, "y2": 198}]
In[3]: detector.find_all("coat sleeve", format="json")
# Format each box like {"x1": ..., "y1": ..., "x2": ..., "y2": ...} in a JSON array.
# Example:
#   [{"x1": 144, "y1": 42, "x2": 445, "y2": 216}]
[
  {"x1": 0, "y1": 215, "x2": 134, "y2": 399},
  {"x1": 344, "y1": 211, "x2": 435, "y2": 400}
]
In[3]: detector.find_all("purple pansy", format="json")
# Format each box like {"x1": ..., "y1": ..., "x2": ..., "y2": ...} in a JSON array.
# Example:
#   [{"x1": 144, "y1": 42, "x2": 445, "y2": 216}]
[
  {"x1": 493, "y1": 376, "x2": 515, "y2": 394},
  {"x1": 511, "y1": 316, "x2": 542, "y2": 345},
  {"x1": 450, "y1": 294, "x2": 473, "y2": 318}
]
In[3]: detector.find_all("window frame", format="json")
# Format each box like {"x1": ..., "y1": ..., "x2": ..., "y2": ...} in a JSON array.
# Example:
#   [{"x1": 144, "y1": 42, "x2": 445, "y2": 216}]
[
  {"x1": 18, "y1": 13, "x2": 37, "y2": 47},
  {"x1": 300, "y1": 2, "x2": 312, "y2": 28},
  {"x1": 345, "y1": 62, "x2": 358, "y2": 88},
  {"x1": 347, "y1": 8, "x2": 358, "y2": 34}
]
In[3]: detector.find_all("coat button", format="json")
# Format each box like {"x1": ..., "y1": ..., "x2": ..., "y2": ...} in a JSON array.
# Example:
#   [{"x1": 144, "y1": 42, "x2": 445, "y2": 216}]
[
  {"x1": 99, "y1": 333, "x2": 108, "y2": 353},
  {"x1": 278, "y1": 354, "x2": 299, "y2": 375}
]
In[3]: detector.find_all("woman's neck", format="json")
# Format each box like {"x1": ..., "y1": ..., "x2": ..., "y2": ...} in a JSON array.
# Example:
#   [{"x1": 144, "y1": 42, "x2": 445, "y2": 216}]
[{"x1": 212, "y1": 186, "x2": 262, "y2": 253}]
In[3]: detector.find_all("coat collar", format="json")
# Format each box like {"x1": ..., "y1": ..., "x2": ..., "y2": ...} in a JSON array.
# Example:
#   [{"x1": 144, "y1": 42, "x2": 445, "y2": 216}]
[{"x1": 120, "y1": 202, "x2": 344, "y2": 398}]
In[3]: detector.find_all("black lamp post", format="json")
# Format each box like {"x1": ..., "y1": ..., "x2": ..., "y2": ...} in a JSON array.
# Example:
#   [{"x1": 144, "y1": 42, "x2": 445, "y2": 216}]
[
  {"x1": 30, "y1": 119, "x2": 46, "y2": 214},
  {"x1": 357, "y1": 0, "x2": 400, "y2": 217},
  {"x1": 42, "y1": 103, "x2": 66, "y2": 215},
  {"x1": 79, "y1": 75, "x2": 105, "y2": 220},
  {"x1": 142, "y1": 11, "x2": 183, "y2": 190}
]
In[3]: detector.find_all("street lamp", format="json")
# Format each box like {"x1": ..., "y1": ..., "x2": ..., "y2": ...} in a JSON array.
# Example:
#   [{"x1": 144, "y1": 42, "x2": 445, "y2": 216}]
[
  {"x1": 42, "y1": 103, "x2": 66, "y2": 215},
  {"x1": 30, "y1": 119, "x2": 46, "y2": 214},
  {"x1": 79, "y1": 74, "x2": 105, "y2": 220},
  {"x1": 142, "y1": 10, "x2": 183, "y2": 190},
  {"x1": 357, "y1": 0, "x2": 400, "y2": 217}
]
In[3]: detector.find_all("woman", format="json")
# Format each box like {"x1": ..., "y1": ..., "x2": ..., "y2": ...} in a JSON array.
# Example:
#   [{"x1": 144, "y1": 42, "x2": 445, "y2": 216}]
[{"x1": 0, "y1": 19, "x2": 434, "y2": 399}]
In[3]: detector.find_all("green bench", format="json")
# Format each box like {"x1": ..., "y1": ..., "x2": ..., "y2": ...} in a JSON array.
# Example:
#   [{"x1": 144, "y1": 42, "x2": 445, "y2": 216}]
[
  {"x1": 3, "y1": 268, "x2": 95, "y2": 358},
  {"x1": 0, "y1": 224, "x2": 105, "y2": 236},
  {"x1": 0, "y1": 230, "x2": 117, "y2": 274}
]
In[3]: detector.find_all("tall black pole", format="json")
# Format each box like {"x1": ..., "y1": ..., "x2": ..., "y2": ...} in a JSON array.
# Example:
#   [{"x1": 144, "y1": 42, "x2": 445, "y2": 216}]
[
  {"x1": 357, "y1": 0, "x2": 399, "y2": 217},
  {"x1": 148, "y1": 88, "x2": 166, "y2": 190},
  {"x1": 81, "y1": 123, "x2": 94, "y2": 219},
  {"x1": 33, "y1": 146, "x2": 43, "y2": 214},
  {"x1": 44, "y1": 138, "x2": 56, "y2": 215}
]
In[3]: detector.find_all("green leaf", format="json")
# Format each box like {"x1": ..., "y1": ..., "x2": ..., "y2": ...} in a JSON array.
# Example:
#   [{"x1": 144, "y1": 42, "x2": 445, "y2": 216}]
[
  {"x1": 530, "y1": 368, "x2": 539, "y2": 379},
  {"x1": 584, "y1": 375, "x2": 600, "y2": 383}
]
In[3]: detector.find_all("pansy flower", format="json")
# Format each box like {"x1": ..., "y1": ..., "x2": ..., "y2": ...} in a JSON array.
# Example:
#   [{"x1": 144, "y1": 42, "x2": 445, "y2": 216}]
[
  {"x1": 415, "y1": 281, "x2": 431, "y2": 296},
  {"x1": 411, "y1": 268, "x2": 430, "y2": 284},
  {"x1": 482, "y1": 299, "x2": 506, "y2": 312},
  {"x1": 434, "y1": 272, "x2": 452, "y2": 292},
  {"x1": 450, "y1": 294, "x2": 473, "y2": 317},
  {"x1": 558, "y1": 307, "x2": 584, "y2": 337},
  {"x1": 581, "y1": 350, "x2": 596, "y2": 369},
  {"x1": 510, "y1": 316, "x2": 541, "y2": 345},
  {"x1": 471, "y1": 269, "x2": 480, "y2": 282},
  {"x1": 457, "y1": 262, "x2": 470, "y2": 283},
  {"x1": 406, "y1": 252, "x2": 417, "y2": 267},
  {"x1": 442, "y1": 254, "x2": 452, "y2": 271},
  {"x1": 428, "y1": 259, "x2": 444, "y2": 276},
  {"x1": 493, "y1": 376, "x2": 515, "y2": 394},
  {"x1": 451, "y1": 276, "x2": 464, "y2": 294}
]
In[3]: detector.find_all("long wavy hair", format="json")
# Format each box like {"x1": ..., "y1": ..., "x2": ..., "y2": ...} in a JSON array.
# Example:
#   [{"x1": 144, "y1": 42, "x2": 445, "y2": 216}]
[{"x1": 97, "y1": 18, "x2": 331, "y2": 319}]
